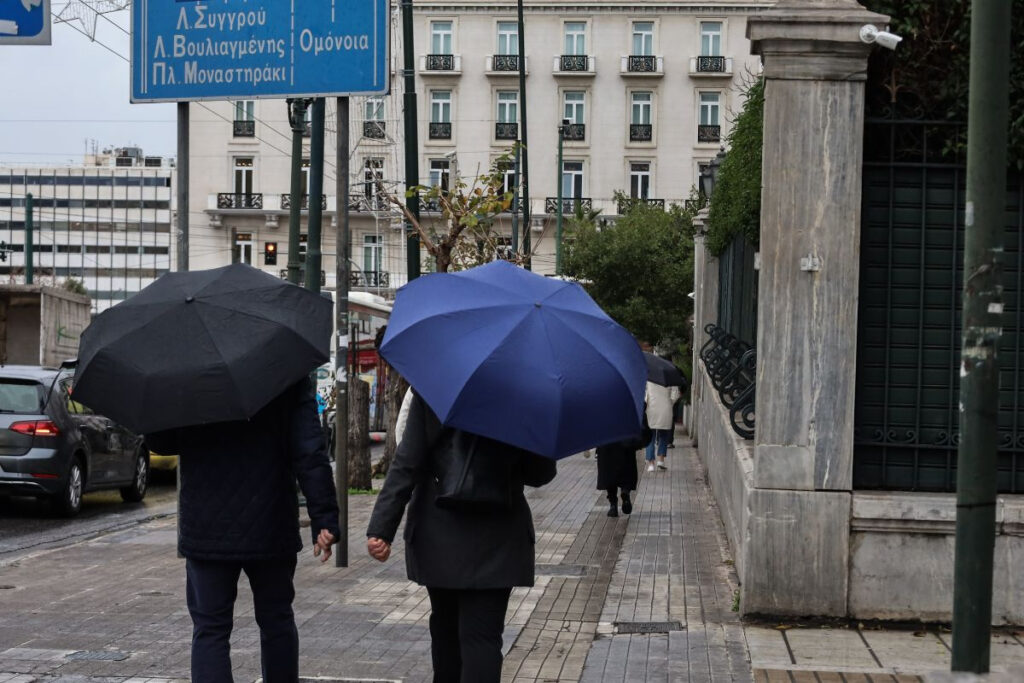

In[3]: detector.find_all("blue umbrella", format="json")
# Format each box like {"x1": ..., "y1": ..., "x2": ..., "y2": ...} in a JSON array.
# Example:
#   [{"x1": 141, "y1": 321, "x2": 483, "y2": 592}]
[{"x1": 380, "y1": 260, "x2": 646, "y2": 459}]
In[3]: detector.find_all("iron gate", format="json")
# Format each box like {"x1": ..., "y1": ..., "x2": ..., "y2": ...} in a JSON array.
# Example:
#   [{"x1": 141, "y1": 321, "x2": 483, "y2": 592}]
[{"x1": 854, "y1": 118, "x2": 1024, "y2": 492}]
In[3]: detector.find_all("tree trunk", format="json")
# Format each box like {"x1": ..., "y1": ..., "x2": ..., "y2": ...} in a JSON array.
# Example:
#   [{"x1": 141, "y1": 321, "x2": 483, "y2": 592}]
[
  {"x1": 373, "y1": 365, "x2": 409, "y2": 477},
  {"x1": 348, "y1": 378, "x2": 372, "y2": 490}
]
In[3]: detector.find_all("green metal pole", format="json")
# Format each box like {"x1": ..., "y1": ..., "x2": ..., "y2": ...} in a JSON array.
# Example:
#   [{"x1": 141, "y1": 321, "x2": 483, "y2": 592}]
[
  {"x1": 951, "y1": 0, "x2": 1012, "y2": 673},
  {"x1": 555, "y1": 126, "x2": 564, "y2": 275},
  {"x1": 511, "y1": 144, "x2": 520, "y2": 254},
  {"x1": 516, "y1": 0, "x2": 530, "y2": 269},
  {"x1": 286, "y1": 99, "x2": 308, "y2": 285},
  {"x1": 306, "y1": 98, "x2": 325, "y2": 293},
  {"x1": 25, "y1": 193, "x2": 33, "y2": 285},
  {"x1": 401, "y1": 0, "x2": 420, "y2": 281}
]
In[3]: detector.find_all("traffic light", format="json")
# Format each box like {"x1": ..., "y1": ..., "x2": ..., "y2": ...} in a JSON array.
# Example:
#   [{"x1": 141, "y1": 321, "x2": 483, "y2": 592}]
[{"x1": 264, "y1": 242, "x2": 277, "y2": 265}]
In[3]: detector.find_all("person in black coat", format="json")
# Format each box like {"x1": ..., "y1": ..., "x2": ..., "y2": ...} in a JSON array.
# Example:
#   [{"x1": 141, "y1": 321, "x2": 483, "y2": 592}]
[
  {"x1": 596, "y1": 415, "x2": 651, "y2": 517},
  {"x1": 366, "y1": 392, "x2": 557, "y2": 683},
  {"x1": 145, "y1": 377, "x2": 340, "y2": 683}
]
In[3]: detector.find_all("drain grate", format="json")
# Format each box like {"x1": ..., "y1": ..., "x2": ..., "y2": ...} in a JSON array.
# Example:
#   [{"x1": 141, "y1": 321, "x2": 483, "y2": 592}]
[
  {"x1": 614, "y1": 620, "x2": 684, "y2": 634},
  {"x1": 535, "y1": 563, "x2": 588, "y2": 577},
  {"x1": 65, "y1": 650, "x2": 131, "y2": 661}
]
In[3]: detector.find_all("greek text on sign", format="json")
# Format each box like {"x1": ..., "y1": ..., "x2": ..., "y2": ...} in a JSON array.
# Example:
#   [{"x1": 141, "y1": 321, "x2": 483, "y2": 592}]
[{"x1": 131, "y1": 0, "x2": 390, "y2": 102}]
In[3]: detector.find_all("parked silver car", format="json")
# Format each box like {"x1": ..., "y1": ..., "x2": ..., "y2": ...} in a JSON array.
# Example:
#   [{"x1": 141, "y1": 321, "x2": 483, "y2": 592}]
[{"x1": 0, "y1": 365, "x2": 148, "y2": 516}]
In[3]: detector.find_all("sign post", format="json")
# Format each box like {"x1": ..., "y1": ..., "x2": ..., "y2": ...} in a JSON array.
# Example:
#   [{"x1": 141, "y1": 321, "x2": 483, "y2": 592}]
[
  {"x1": 132, "y1": 0, "x2": 391, "y2": 568},
  {"x1": 0, "y1": 0, "x2": 50, "y2": 45}
]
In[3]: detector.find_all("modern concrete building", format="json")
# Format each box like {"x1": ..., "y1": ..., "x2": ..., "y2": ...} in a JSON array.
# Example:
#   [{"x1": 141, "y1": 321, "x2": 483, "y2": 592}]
[
  {"x1": 0, "y1": 147, "x2": 174, "y2": 313},
  {"x1": 188, "y1": 0, "x2": 768, "y2": 289}
]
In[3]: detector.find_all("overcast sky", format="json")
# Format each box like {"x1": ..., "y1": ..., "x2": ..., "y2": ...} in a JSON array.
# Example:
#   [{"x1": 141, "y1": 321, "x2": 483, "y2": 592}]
[{"x1": 0, "y1": 8, "x2": 176, "y2": 166}]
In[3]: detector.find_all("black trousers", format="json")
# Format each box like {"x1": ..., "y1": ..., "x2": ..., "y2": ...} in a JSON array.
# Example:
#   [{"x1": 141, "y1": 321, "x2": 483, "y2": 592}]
[
  {"x1": 426, "y1": 586, "x2": 513, "y2": 683},
  {"x1": 185, "y1": 556, "x2": 299, "y2": 683}
]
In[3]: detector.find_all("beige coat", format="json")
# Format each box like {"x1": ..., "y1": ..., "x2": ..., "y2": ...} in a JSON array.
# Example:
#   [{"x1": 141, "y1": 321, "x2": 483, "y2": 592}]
[{"x1": 644, "y1": 381, "x2": 680, "y2": 430}]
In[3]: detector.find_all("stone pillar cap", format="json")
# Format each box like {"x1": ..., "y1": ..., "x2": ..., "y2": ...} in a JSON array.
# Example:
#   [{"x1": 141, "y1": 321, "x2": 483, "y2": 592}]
[{"x1": 747, "y1": 0, "x2": 890, "y2": 80}]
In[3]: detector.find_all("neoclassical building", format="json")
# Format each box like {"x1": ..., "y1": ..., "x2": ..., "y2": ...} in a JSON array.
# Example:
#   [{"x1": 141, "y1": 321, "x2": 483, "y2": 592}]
[{"x1": 187, "y1": 0, "x2": 767, "y2": 291}]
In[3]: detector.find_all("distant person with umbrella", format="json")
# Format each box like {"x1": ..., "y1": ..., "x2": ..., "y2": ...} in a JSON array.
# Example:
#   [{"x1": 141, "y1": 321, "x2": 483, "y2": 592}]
[
  {"x1": 365, "y1": 261, "x2": 647, "y2": 681},
  {"x1": 72, "y1": 264, "x2": 341, "y2": 682},
  {"x1": 596, "y1": 413, "x2": 652, "y2": 517},
  {"x1": 643, "y1": 352, "x2": 686, "y2": 472}
]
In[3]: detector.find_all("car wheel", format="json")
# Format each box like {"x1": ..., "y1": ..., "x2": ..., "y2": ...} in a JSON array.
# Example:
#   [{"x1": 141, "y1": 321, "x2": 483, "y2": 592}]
[
  {"x1": 53, "y1": 458, "x2": 84, "y2": 517},
  {"x1": 120, "y1": 449, "x2": 149, "y2": 503}
]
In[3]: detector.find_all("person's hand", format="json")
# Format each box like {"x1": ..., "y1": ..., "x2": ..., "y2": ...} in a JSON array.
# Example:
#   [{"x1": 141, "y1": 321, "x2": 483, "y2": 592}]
[
  {"x1": 313, "y1": 529, "x2": 336, "y2": 563},
  {"x1": 367, "y1": 536, "x2": 391, "y2": 562}
]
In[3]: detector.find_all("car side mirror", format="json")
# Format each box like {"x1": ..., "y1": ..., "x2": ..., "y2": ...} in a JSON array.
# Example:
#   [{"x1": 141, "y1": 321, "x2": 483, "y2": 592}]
[{"x1": 60, "y1": 358, "x2": 78, "y2": 370}]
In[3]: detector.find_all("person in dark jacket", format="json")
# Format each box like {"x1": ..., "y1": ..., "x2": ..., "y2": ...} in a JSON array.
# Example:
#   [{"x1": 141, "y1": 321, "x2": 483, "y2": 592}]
[
  {"x1": 596, "y1": 415, "x2": 652, "y2": 517},
  {"x1": 366, "y1": 392, "x2": 557, "y2": 683},
  {"x1": 145, "y1": 377, "x2": 339, "y2": 683}
]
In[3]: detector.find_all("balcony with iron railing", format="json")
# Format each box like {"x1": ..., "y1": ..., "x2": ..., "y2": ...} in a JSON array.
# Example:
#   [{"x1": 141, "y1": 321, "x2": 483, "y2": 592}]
[
  {"x1": 217, "y1": 193, "x2": 263, "y2": 209},
  {"x1": 347, "y1": 192, "x2": 389, "y2": 212},
  {"x1": 350, "y1": 270, "x2": 391, "y2": 288},
  {"x1": 620, "y1": 55, "x2": 664, "y2": 76},
  {"x1": 280, "y1": 194, "x2": 327, "y2": 210},
  {"x1": 563, "y1": 123, "x2": 585, "y2": 142},
  {"x1": 616, "y1": 197, "x2": 665, "y2": 214},
  {"x1": 429, "y1": 122, "x2": 452, "y2": 139},
  {"x1": 420, "y1": 54, "x2": 461, "y2": 74},
  {"x1": 629, "y1": 123, "x2": 653, "y2": 142},
  {"x1": 486, "y1": 54, "x2": 527, "y2": 75},
  {"x1": 698, "y1": 125, "x2": 722, "y2": 143},
  {"x1": 554, "y1": 54, "x2": 595, "y2": 76},
  {"x1": 363, "y1": 121, "x2": 386, "y2": 139},
  {"x1": 495, "y1": 122, "x2": 518, "y2": 140},
  {"x1": 233, "y1": 120, "x2": 255, "y2": 137},
  {"x1": 545, "y1": 197, "x2": 592, "y2": 214},
  {"x1": 689, "y1": 55, "x2": 733, "y2": 77}
]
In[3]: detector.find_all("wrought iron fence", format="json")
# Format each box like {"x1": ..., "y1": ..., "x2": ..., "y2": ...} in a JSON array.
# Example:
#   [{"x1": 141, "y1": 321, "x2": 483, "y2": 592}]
[
  {"x1": 492, "y1": 54, "x2": 519, "y2": 71},
  {"x1": 627, "y1": 55, "x2": 657, "y2": 72},
  {"x1": 630, "y1": 124, "x2": 653, "y2": 142},
  {"x1": 560, "y1": 55, "x2": 589, "y2": 72},
  {"x1": 545, "y1": 197, "x2": 592, "y2": 214},
  {"x1": 217, "y1": 193, "x2": 263, "y2": 209},
  {"x1": 854, "y1": 116, "x2": 1024, "y2": 492},
  {"x1": 696, "y1": 56, "x2": 726, "y2": 73},
  {"x1": 426, "y1": 54, "x2": 454, "y2": 70},
  {"x1": 700, "y1": 324, "x2": 756, "y2": 439},
  {"x1": 496, "y1": 122, "x2": 518, "y2": 140},
  {"x1": 718, "y1": 233, "x2": 758, "y2": 347},
  {"x1": 429, "y1": 122, "x2": 452, "y2": 139}
]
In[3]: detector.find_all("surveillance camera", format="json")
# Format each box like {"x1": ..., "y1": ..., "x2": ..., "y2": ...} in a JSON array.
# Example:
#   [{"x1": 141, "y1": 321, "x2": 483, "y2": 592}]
[{"x1": 859, "y1": 24, "x2": 902, "y2": 50}]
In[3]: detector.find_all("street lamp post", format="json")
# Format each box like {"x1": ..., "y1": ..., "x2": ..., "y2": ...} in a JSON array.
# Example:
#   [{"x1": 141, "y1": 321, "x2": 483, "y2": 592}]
[{"x1": 555, "y1": 119, "x2": 569, "y2": 275}]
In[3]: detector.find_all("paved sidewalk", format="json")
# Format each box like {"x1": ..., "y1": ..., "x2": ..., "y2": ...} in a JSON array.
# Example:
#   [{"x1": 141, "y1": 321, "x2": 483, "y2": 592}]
[{"x1": 3, "y1": 432, "x2": 1024, "y2": 681}]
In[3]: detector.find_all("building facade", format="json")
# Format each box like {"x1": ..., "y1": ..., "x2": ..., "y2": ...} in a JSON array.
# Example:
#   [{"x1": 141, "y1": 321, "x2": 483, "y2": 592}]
[
  {"x1": 0, "y1": 148, "x2": 174, "y2": 313},
  {"x1": 189, "y1": 0, "x2": 767, "y2": 290}
]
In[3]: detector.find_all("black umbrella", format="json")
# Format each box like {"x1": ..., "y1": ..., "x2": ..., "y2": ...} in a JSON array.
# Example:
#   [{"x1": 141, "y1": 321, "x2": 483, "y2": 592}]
[
  {"x1": 644, "y1": 352, "x2": 688, "y2": 388},
  {"x1": 73, "y1": 263, "x2": 332, "y2": 434}
]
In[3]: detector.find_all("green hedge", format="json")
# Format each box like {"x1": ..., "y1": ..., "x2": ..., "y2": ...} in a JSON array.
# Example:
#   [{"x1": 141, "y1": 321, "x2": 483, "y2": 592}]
[{"x1": 706, "y1": 78, "x2": 764, "y2": 256}]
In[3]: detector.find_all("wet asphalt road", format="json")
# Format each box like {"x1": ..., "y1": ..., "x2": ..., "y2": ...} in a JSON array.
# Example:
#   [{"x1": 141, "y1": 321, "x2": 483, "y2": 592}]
[{"x1": 0, "y1": 471, "x2": 179, "y2": 560}]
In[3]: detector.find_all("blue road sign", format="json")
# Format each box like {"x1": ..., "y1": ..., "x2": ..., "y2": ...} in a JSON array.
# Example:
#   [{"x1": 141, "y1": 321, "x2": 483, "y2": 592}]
[
  {"x1": 0, "y1": 0, "x2": 51, "y2": 45},
  {"x1": 131, "y1": 0, "x2": 390, "y2": 102}
]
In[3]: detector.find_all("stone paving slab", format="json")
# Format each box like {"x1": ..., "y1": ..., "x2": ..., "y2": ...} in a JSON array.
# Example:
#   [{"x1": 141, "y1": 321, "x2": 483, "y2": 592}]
[{"x1": 578, "y1": 442, "x2": 754, "y2": 683}]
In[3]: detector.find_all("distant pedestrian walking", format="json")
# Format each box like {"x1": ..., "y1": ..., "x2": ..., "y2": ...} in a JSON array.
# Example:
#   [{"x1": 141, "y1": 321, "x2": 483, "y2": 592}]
[
  {"x1": 146, "y1": 378, "x2": 339, "y2": 683},
  {"x1": 645, "y1": 381, "x2": 679, "y2": 471},
  {"x1": 596, "y1": 415, "x2": 651, "y2": 517},
  {"x1": 366, "y1": 392, "x2": 557, "y2": 682}
]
